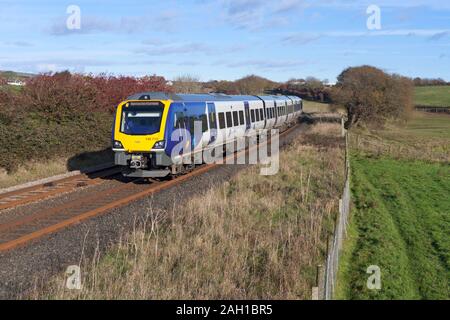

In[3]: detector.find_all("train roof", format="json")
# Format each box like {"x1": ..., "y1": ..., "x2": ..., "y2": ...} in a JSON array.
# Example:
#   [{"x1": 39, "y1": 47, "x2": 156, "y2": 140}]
[{"x1": 127, "y1": 92, "x2": 300, "y2": 103}]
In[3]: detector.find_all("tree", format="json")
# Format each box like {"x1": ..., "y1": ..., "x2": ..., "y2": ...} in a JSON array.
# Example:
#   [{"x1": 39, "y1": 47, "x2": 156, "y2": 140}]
[
  {"x1": 172, "y1": 74, "x2": 203, "y2": 93},
  {"x1": 234, "y1": 75, "x2": 278, "y2": 95},
  {"x1": 332, "y1": 66, "x2": 413, "y2": 129}
]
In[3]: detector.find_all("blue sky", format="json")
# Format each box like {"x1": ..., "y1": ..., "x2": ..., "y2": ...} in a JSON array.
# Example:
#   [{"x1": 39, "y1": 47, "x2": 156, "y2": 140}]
[{"x1": 0, "y1": 0, "x2": 449, "y2": 82}]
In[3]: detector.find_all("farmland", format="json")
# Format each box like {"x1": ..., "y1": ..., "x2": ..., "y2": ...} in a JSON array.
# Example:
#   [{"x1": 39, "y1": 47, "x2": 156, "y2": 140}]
[
  {"x1": 414, "y1": 85, "x2": 450, "y2": 107},
  {"x1": 337, "y1": 112, "x2": 450, "y2": 299}
]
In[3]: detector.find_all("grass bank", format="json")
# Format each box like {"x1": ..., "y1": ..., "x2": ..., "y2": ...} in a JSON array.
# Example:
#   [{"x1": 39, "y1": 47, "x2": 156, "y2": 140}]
[
  {"x1": 0, "y1": 112, "x2": 113, "y2": 189},
  {"x1": 414, "y1": 86, "x2": 450, "y2": 107},
  {"x1": 34, "y1": 123, "x2": 345, "y2": 299},
  {"x1": 337, "y1": 112, "x2": 450, "y2": 300}
]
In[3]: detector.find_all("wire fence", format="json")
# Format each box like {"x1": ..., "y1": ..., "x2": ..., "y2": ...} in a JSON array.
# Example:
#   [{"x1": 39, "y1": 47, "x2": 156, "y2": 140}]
[{"x1": 312, "y1": 122, "x2": 351, "y2": 300}]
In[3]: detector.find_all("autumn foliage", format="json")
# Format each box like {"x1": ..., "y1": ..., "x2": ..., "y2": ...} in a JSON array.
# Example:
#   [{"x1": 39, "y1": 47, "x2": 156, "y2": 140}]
[
  {"x1": 0, "y1": 72, "x2": 171, "y2": 172},
  {"x1": 332, "y1": 66, "x2": 414, "y2": 129},
  {"x1": 19, "y1": 71, "x2": 171, "y2": 116}
]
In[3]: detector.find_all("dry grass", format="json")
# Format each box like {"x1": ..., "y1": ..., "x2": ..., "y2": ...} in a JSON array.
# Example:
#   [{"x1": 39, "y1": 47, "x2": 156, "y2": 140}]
[
  {"x1": 0, "y1": 149, "x2": 113, "y2": 190},
  {"x1": 0, "y1": 159, "x2": 68, "y2": 189},
  {"x1": 33, "y1": 123, "x2": 345, "y2": 300},
  {"x1": 303, "y1": 101, "x2": 346, "y2": 116},
  {"x1": 351, "y1": 112, "x2": 450, "y2": 163}
]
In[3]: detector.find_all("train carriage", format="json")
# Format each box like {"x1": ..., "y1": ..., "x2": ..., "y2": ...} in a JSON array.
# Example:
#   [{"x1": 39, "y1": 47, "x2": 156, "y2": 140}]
[{"x1": 112, "y1": 92, "x2": 302, "y2": 178}]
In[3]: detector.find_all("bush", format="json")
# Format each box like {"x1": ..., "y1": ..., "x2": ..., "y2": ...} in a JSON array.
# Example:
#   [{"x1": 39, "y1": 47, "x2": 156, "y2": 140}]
[
  {"x1": 0, "y1": 71, "x2": 172, "y2": 173},
  {"x1": 206, "y1": 75, "x2": 278, "y2": 95},
  {"x1": 332, "y1": 66, "x2": 414, "y2": 129},
  {"x1": 275, "y1": 78, "x2": 332, "y2": 102}
]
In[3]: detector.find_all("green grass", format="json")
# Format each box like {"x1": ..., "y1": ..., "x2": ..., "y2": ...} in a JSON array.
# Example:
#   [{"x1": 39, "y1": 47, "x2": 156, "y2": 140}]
[
  {"x1": 399, "y1": 112, "x2": 450, "y2": 139},
  {"x1": 0, "y1": 70, "x2": 35, "y2": 80},
  {"x1": 414, "y1": 86, "x2": 450, "y2": 107},
  {"x1": 337, "y1": 156, "x2": 449, "y2": 299},
  {"x1": 337, "y1": 110, "x2": 450, "y2": 300}
]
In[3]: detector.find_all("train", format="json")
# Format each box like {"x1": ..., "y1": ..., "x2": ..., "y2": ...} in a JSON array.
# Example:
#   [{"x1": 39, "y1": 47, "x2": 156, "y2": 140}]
[{"x1": 112, "y1": 92, "x2": 303, "y2": 178}]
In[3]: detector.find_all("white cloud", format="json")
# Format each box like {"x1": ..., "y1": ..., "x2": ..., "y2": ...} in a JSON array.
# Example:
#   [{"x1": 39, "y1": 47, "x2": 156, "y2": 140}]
[{"x1": 282, "y1": 29, "x2": 450, "y2": 44}]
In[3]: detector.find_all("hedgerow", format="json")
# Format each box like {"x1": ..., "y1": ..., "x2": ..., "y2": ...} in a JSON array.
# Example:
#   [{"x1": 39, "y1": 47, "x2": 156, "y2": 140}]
[{"x1": 0, "y1": 72, "x2": 171, "y2": 173}]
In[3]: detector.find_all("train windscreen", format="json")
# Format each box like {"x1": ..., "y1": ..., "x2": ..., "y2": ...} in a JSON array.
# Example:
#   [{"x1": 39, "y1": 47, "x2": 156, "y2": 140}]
[{"x1": 120, "y1": 105, "x2": 164, "y2": 135}]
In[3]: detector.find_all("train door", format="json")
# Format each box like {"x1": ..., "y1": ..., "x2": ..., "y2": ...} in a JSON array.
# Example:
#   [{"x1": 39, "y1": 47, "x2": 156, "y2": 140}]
[
  {"x1": 274, "y1": 101, "x2": 278, "y2": 127},
  {"x1": 244, "y1": 101, "x2": 251, "y2": 131},
  {"x1": 262, "y1": 101, "x2": 267, "y2": 129},
  {"x1": 207, "y1": 102, "x2": 217, "y2": 145}
]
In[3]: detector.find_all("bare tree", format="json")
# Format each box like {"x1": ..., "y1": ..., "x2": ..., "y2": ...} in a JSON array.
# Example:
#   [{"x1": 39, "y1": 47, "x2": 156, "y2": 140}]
[{"x1": 172, "y1": 74, "x2": 203, "y2": 93}]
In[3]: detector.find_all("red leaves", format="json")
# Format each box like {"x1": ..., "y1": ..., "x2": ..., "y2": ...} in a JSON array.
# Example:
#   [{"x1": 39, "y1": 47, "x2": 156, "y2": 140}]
[{"x1": 20, "y1": 72, "x2": 172, "y2": 116}]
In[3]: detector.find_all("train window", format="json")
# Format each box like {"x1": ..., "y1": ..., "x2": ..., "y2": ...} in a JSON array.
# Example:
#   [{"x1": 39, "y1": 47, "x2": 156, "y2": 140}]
[
  {"x1": 226, "y1": 112, "x2": 233, "y2": 128},
  {"x1": 200, "y1": 114, "x2": 208, "y2": 133},
  {"x1": 209, "y1": 112, "x2": 217, "y2": 129},
  {"x1": 174, "y1": 112, "x2": 183, "y2": 129},
  {"x1": 232, "y1": 111, "x2": 239, "y2": 127},
  {"x1": 260, "y1": 109, "x2": 264, "y2": 120},
  {"x1": 251, "y1": 109, "x2": 255, "y2": 122},
  {"x1": 218, "y1": 112, "x2": 226, "y2": 129},
  {"x1": 255, "y1": 109, "x2": 260, "y2": 121},
  {"x1": 239, "y1": 110, "x2": 244, "y2": 125}
]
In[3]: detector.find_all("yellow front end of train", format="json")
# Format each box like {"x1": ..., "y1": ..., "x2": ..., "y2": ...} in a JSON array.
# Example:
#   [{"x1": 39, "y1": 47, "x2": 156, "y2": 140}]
[
  {"x1": 112, "y1": 99, "x2": 174, "y2": 178},
  {"x1": 112, "y1": 100, "x2": 171, "y2": 153}
]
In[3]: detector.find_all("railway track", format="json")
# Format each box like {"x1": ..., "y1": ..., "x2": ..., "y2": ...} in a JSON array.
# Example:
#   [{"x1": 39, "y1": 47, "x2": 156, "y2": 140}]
[
  {"x1": 0, "y1": 124, "x2": 302, "y2": 252},
  {"x1": 0, "y1": 166, "x2": 122, "y2": 211}
]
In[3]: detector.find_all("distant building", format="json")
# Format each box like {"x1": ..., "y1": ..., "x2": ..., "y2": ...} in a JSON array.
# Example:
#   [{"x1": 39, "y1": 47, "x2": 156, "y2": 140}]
[{"x1": 7, "y1": 80, "x2": 25, "y2": 86}]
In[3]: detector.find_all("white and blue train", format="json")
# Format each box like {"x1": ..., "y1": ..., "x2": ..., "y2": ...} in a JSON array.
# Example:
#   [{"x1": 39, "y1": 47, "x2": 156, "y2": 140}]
[{"x1": 112, "y1": 92, "x2": 302, "y2": 178}]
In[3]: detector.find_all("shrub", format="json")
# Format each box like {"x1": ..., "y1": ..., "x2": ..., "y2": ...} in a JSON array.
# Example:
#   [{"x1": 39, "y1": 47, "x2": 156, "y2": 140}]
[
  {"x1": 0, "y1": 71, "x2": 172, "y2": 173},
  {"x1": 332, "y1": 66, "x2": 414, "y2": 129}
]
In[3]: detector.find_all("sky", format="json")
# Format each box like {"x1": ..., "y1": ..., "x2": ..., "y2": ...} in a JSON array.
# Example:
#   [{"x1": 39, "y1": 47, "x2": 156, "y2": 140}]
[{"x1": 0, "y1": 0, "x2": 449, "y2": 82}]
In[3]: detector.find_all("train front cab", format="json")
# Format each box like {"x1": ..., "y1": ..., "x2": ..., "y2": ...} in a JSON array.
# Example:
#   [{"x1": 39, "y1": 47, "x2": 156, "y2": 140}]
[{"x1": 112, "y1": 99, "x2": 174, "y2": 178}]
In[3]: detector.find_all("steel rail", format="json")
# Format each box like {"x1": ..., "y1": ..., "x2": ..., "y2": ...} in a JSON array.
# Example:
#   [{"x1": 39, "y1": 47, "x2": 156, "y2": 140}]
[{"x1": 0, "y1": 166, "x2": 122, "y2": 211}]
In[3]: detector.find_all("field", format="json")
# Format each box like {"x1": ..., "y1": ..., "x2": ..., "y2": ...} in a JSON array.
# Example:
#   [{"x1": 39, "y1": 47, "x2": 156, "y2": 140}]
[
  {"x1": 414, "y1": 86, "x2": 450, "y2": 107},
  {"x1": 302, "y1": 101, "x2": 333, "y2": 113},
  {"x1": 33, "y1": 123, "x2": 345, "y2": 299},
  {"x1": 337, "y1": 112, "x2": 450, "y2": 299}
]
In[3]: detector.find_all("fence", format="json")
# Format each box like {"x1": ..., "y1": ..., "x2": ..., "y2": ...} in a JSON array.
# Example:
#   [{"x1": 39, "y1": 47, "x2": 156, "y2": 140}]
[
  {"x1": 415, "y1": 105, "x2": 450, "y2": 114},
  {"x1": 312, "y1": 121, "x2": 351, "y2": 300}
]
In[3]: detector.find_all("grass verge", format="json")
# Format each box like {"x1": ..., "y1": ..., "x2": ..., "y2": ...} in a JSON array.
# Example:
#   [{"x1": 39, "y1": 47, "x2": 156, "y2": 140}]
[
  {"x1": 0, "y1": 149, "x2": 113, "y2": 190},
  {"x1": 33, "y1": 123, "x2": 345, "y2": 300}
]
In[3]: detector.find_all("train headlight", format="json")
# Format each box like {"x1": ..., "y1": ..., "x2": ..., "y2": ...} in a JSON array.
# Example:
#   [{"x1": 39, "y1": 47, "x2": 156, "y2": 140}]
[
  {"x1": 113, "y1": 140, "x2": 124, "y2": 149},
  {"x1": 153, "y1": 140, "x2": 165, "y2": 149}
]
